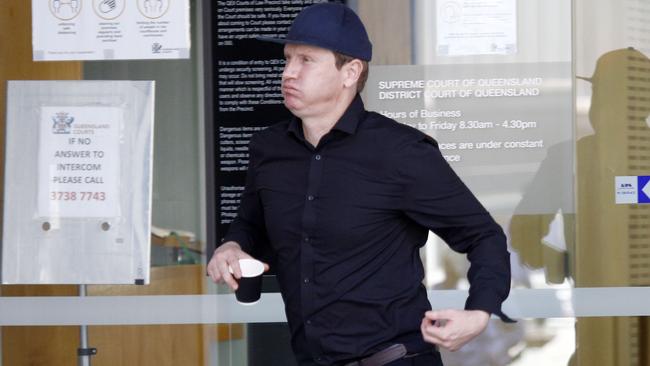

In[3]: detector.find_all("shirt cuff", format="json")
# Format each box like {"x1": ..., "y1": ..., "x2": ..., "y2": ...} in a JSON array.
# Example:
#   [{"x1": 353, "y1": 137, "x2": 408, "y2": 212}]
[
  {"x1": 220, "y1": 232, "x2": 253, "y2": 254},
  {"x1": 465, "y1": 290, "x2": 517, "y2": 323}
]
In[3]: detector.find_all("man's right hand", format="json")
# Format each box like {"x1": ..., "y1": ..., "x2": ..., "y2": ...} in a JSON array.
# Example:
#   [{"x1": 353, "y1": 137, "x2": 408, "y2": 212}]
[{"x1": 206, "y1": 241, "x2": 269, "y2": 290}]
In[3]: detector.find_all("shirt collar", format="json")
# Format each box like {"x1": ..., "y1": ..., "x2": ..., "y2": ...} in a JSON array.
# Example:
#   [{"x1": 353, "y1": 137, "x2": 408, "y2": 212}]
[
  {"x1": 287, "y1": 94, "x2": 366, "y2": 139},
  {"x1": 332, "y1": 94, "x2": 365, "y2": 135}
]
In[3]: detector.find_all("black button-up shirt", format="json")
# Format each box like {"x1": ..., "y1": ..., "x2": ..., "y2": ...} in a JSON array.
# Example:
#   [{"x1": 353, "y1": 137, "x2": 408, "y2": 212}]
[{"x1": 224, "y1": 95, "x2": 511, "y2": 365}]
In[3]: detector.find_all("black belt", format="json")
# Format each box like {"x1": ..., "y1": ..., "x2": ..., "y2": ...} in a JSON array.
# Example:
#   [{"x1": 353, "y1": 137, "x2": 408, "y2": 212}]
[{"x1": 343, "y1": 344, "x2": 407, "y2": 366}]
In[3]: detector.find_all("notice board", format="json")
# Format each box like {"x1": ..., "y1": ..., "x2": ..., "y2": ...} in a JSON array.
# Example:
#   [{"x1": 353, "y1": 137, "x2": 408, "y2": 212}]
[{"x1": 2, "y1": 80, "x2": 155, "y2": 284}]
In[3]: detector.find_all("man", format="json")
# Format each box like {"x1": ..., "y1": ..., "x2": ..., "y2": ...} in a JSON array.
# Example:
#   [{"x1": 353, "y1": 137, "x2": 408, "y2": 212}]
[{"x1": 207, "y1": 3, "x2": 512, "y2": 365}]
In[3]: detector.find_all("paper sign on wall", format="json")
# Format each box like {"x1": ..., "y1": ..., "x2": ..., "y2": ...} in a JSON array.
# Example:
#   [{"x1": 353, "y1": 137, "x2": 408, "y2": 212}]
[
  {"x1": 38, "y1": 106, "x2": 121, "y2": 217},
  {"x1": 615, "y1": 176, "x2": 650, "y2": 204},
  {"x1": 436, "y1": 0, "x2": 517, "y2": 56},
  {"x1": 32, "y1": 0, "x2": 190, "y2": 61},
  {"x1": 3, "y1": 80, "x2": 154, "y2": 284}
]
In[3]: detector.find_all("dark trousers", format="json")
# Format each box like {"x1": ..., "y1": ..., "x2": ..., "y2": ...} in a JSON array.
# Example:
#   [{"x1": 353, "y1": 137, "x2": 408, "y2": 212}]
[
  {"x1": 385, "y1": 350, "x2": 443, "y2": 365},
  {"x1": 297, "y1": 351, "x2": 444, "y2": 366}
]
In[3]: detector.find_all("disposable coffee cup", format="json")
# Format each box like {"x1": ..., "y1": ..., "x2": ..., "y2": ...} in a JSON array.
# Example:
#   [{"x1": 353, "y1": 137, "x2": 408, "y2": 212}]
[{"x1": 231, "y1": 258, "x2": 264, "y2": 305}]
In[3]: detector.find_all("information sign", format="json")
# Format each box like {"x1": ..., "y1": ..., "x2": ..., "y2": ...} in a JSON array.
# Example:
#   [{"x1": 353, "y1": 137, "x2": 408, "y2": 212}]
[
  {"x1": 32, "y1": 0, "x2": 191, "y2": 60},
  {"x1": 38, "y1": 106, "x2": 121, "y2": 218}
]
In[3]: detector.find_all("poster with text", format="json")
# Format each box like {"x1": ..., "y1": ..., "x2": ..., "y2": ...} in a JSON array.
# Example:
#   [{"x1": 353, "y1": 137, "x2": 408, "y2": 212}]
[
  {"x1": 206, "y1": 0, "x2": 333, "y2": 256},
  {"x1": 366, "y1": 62, "x2": 573, "y2": 215},
  {"x1": 32, "y1": 0, "x2": 190, "y2": 60},
  {"x1": 37, "y1": 106, "x2": 121, "y2": 218},
  {"x1": 437, "y1": 0, "x2": 517, "y2": 56}
]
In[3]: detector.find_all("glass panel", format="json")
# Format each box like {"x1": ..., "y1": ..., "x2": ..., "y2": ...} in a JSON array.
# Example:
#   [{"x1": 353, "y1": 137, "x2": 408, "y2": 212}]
[
  {"x1": 442, "y1": 318, "x2": 574, "y2": 366},
  {"x1": 574, "y1": 316, "x2": 650, "y2": 366},
  {"x1": 83, "y1": 3, "x2": 202, "y2": 262},
  {"x1": 1, "y1": 0, "x2": 207, "y2": 363},
  {"x1": 2, "y1": 0, "x2": 650, "y2": 365},
  {"x1": 571, "y1": 1, "x2": 650, "y2": 365},
  {"x1": 356, "y1": 0, "x2": 650, "y2": 365},
  {"x1": 3, "y1": 324, "x2": 206, "y2": 366}
]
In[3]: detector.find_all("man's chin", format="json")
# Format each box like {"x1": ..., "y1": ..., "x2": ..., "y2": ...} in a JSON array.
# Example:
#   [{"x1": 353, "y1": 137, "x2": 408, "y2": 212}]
[{"x1": 284, "y1": 101, "x2": 302, "y2": 116}]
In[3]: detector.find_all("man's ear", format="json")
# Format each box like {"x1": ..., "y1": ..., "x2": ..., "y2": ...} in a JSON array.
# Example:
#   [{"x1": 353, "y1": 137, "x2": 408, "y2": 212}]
[{"x1": 342, "y1": 59, "x2": 363, "y2": 89}]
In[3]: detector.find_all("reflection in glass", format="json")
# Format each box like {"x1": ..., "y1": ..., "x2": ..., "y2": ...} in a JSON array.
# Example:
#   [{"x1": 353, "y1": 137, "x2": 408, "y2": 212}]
[{"x1": 510, "y1": 48, "x2": 650, "y2": 366}]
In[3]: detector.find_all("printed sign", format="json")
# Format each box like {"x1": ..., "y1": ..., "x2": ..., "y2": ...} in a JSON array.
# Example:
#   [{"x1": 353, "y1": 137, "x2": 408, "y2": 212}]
[
  {"x1": 366, "y1": 62, "x2": 573, "y2": 215},
  {"x1": 615, "y1": 176, "x2": 650, "y2": 204},
  {"x1": 437, "y1": 0, "x2": 517, "y2": 56},
  {"x1": 32, "y1": 0, "x2": 190, "y2": 60},
  {"x1": 38, "y1": 106, "x2": 121, "y2": 217}
]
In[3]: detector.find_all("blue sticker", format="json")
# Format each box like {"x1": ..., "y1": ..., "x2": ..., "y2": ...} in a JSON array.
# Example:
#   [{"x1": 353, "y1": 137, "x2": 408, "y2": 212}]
[{"x1": 638, "y1": 176, "x2": 650, "y2": 204}]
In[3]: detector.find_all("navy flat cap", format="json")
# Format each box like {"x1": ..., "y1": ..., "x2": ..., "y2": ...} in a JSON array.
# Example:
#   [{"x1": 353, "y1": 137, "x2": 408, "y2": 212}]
[{"x1": 259, "y1": 2, "x2": 372, "y2": 61}]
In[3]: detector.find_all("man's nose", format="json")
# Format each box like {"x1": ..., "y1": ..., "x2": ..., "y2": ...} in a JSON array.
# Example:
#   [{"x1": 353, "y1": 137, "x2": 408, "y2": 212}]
[{"x1": 282, "y1": 60, "x2": 298, "y2": 80}]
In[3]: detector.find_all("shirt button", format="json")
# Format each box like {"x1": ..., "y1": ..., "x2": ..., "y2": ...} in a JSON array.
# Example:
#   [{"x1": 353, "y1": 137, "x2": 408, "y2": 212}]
[
  {"x1": 306, "y1": 319, "x2": 312, "y2": 325},
  {"x1": 303, "y1": 277, "x2": 310, "y2": 284},
  {"x1": 315, "y1": 356, "x2": 323, "y2": 362},
  {"x1": 315, "y1": 154, "x2": 321, "y2": 160},
  {"x1": 304, "y1": 236, "x2": 310, "y2": 242},
  {"x1": 307, "y1": 195, "x2": 314, "y2": 201}
]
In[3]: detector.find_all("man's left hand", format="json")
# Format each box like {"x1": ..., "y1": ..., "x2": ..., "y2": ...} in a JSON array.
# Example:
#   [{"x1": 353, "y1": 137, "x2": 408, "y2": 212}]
[{"x1": 420, "y1": 309, "x2": 489, "y2": 351}]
